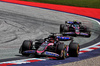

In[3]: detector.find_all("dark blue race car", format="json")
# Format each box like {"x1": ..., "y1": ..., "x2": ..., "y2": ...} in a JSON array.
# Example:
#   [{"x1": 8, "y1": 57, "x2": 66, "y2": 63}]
[
  {"x1": 60, "y1": 21, "x2": 91, "y2": 37},
  {"x1": 19, "y1": 33, "x2": 80, "y2": 59}
]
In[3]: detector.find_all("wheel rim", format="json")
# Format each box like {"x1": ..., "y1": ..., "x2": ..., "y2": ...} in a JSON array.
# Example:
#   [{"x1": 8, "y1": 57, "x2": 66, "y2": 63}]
[
  {"x1": 61, "y1": 50, "x2": 64, "y2": 57},
  {"x1": 63, "y1": 50, "x2": 66, "y2": 59},
  {"x1": 77, "y1": 44, "x2": 80, "y2": 54},
  {"x1": 60, "y1": 48, "x2": 67, "y2": 59}
]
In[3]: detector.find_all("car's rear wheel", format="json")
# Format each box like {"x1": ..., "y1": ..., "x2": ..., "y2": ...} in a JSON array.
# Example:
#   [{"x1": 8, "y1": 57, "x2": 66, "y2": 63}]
[
  {"x1": 85, "y1": 31, "x2": 91, "y2": 37},
  {"x1": 19, "y1": 40, "x2": 33, "y2": 56},
  {"x1": 68, "y1": 42, "x2": 80, "y2": 57},
  {"x1": 60, "y1": 24, "x2": 65, "y2": 33},
  {"x1": 80, "y1": 26, "x2": 85, "y2": 32},
  {"x1": 83, "y1": 28, "x2": 91, "y2": 37}
]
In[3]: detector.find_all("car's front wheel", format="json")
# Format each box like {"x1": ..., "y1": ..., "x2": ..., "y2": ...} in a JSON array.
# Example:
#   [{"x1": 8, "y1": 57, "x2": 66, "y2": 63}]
[
  {"x1": 68, "y1": 42, "x2": 80, "y2": 57},
  {"x1": 19, "y1": 40, "x2": 33, "y2": 56}
]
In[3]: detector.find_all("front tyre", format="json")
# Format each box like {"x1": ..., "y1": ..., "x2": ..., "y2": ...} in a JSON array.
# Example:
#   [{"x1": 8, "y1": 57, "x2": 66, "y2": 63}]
[
  {"x1": 85, "y1": 30, "x2": 91, "y2": 37},
  {"x1": 68, "y1": 42, "x2": 80, "y2": 57},
  {"x1": 19, "y1": 40, "x2": 33, "y2": 56}
]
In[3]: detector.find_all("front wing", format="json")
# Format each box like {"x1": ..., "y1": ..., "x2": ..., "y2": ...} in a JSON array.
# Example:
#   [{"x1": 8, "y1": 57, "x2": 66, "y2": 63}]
[
  {"x1": 62, "y1": 32, "x2": 90, "y2": 36},
  {"x1": 23, "y1": 50, "x2": 60, "y2": 57}
]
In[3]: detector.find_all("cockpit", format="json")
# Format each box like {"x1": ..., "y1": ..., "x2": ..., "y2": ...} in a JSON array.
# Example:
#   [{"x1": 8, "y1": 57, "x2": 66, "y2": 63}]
[{"x1": 72, "y1": 24, "x2": 79, "y2": 27}]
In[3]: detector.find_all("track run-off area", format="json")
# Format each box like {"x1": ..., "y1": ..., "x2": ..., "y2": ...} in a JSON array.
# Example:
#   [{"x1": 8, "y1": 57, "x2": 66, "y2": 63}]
[{"x1": 0, "y1": 0, "x2": 100, "y2": 66}]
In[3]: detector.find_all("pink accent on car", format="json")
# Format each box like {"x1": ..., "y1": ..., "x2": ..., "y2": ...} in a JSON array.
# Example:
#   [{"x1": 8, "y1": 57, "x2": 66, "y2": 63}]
[
  {"x1": 78, "y1": 27, "x2": 79, "y2": 29},
  {"x1": 48, "y1": 43, "x2": 54, "y2": 45},
  {"x1": 37, "y1": 51, "x2": 43, "y2": 53},
  {"x1": 75, "y1": 27, "x2": 80, "y2": 35},
  {"x1": 36, "y1": 43, "x2": 54, "y2": 53},
  {"x1": 75, "y1": 32, "x2": 80, "y2": 34},
  {"x1": 44, "y1": 43, "x2": 54, "y2": 50}
]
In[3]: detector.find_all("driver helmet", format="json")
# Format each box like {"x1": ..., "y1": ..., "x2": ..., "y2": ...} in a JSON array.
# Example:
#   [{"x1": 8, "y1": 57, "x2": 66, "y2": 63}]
[
  {"x1": 73, "y1": 20, "x2": 77, "y2": 22},
  {"x1": 49, "y1": 38, "x2": 55, "y2": 43}
]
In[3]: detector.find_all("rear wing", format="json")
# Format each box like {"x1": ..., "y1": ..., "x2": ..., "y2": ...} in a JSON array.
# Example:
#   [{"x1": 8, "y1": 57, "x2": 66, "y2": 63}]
[{"x1": 65, "y1": 21, "x2": 81, "y2": 24}]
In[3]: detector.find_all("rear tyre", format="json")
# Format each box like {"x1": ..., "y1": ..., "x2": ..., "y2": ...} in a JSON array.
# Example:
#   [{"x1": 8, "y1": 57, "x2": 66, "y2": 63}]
[
  {"x1": 80, "y1": 26, "x2": 85, "y2": 32},
  {"x1": 68, "y1": 42, "x2": 80, "y2": 57},
  {"x1": 85, "y1": 28, "x2": 91, "y2": 37},
  {"x1": 80, "y1": 26, "x2": 91, "y2": 37},
  {"x1": 60, "y1": 24, "x2": 64, "y2": 33},
  {"x1": 85, "y1": 31, "x2": 91, "y2": 37},
  {"x1": 19, "y1": 40, "x2": 33, "y2": 56}
]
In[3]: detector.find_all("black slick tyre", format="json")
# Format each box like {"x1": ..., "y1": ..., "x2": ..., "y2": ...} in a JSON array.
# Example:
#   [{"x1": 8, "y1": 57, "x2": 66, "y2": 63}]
[
  {"x1": 68, "y1": 42, "x2": 80, "y2": 57},
  {"x1": 19, "y1": 40, "x2": 33, "y2": 56},
  {"x1": 85, "y1": 30, "x2": 91, "y2": 37},
  {"x1": 60, "y1": 24, "x2": 64, "y2": 33}
]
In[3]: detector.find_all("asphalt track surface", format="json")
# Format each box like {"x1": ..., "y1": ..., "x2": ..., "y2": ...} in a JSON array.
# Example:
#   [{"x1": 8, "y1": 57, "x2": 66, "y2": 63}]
[{"x1": 0, "y1": 1, "x2": 100, "y2": 65}]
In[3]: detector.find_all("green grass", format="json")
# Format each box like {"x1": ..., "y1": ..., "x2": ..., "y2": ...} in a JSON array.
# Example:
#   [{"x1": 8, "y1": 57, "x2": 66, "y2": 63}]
[{"x1": 23, "y1": 0, "x2": 100, "y2": 8}]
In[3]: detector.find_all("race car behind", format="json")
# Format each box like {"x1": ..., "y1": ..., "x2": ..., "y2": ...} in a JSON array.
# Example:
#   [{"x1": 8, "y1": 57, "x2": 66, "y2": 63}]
[{"x1": 60, "y1": 20, "x2": 91, "y2": 37}]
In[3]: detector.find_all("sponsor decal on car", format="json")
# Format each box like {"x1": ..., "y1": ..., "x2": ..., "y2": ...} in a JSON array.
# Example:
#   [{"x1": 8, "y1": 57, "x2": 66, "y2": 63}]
[
  {"x1": 24, "y1": 50, "x2": 35, "y2": 53},
  {"x1": 45, "y1": 51, "x2": 59, "y2": 57}
]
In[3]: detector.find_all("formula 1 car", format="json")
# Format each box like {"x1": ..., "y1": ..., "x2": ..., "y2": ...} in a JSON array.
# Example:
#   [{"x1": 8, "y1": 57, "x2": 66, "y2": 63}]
[
  {"x1": 19, "y1": 33, "x2": 80, "y2": 59},
  {"x1": 60, "y1": 21, "x2": 91, "y2": 37}
]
